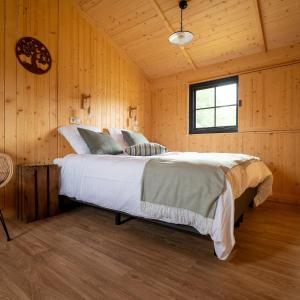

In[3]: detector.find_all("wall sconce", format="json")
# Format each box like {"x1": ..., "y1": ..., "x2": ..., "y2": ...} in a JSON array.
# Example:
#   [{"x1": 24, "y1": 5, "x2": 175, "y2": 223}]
[
  {"x1": 128, "y1": 105, "x2": 139, "y2": 132},
  {"x1": 82, "y1": 94, "x2": 92, "y2": 118},
  {"x1": 129, "y1": 105, "x2": 137, "y2": 119}
]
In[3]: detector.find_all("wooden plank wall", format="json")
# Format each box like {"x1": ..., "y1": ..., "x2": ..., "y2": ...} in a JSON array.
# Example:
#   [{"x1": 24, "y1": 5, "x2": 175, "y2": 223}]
[
  {"x1": 151, "y1": 55, "x2": 300, "y2": 205},
  {"x1": 57, "y1": 0, "x2": 151, "y2": 157},
  {"x1": 0, "y1": 0, "x2": 4, "y2": 210},
  {"x1": 0, "y1": 0, "x2": 151, "y2": 215}
]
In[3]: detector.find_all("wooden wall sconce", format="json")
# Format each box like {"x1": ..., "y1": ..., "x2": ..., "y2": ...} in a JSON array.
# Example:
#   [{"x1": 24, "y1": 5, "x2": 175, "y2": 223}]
[
  {"x1": 129, "y1": 105, "x2": 137, "y2": 119},
  {"x1": 82, "y1": 94, "x2": 92, "y2": 118},
  {"x1": 128, "y1": 105, "x2": 139, "y2": 132}
]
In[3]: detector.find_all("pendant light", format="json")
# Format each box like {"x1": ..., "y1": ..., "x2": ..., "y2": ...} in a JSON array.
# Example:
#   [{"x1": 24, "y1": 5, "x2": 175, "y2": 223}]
[{"x1": 169, "y1": 0, "x2": 193, "y2": 46}]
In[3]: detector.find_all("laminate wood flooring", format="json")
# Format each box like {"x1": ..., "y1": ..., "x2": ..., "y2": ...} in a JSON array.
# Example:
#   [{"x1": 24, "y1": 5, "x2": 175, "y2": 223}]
[{"x1": 0, "y1": 201, "x2": 299, "y2": 300}]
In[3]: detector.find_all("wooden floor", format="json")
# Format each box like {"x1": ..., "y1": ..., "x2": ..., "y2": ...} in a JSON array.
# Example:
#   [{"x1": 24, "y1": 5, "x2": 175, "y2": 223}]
[{"x1": 0, "y1": 201, "x2": 300, "y2": 300}]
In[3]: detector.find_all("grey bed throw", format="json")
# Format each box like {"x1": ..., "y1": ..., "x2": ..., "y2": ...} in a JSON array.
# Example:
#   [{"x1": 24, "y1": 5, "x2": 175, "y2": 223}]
[{"x1": 141, "y1": 152, "x2": 258, "y2": 234}]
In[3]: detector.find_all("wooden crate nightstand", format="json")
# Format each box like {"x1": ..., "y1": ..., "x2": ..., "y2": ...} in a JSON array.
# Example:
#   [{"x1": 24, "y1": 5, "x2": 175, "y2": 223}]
[{"x1": 18, "y1": 164, "x2": 60, "y2": 223}]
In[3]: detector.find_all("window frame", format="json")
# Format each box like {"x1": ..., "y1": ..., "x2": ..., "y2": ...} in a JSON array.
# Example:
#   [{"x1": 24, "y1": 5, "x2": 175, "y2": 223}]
[{"x1": 189, "y1": 76, "x2": 239, "y2": 134}]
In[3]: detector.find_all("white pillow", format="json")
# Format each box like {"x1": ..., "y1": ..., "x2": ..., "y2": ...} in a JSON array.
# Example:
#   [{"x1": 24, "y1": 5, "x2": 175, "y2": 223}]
[
  {"x1": 58, "y1": 125, "x2": 101, "y2": 154},
  {"x1": 107, "y1": 128, "x2": 128, "y2": 150}
]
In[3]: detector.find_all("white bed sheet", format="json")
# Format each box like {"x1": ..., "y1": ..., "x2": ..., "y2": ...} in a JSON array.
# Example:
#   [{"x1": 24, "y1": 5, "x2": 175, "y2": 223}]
[{"x1": 54, "y1": 152, "x2": 272, "y2": 260}]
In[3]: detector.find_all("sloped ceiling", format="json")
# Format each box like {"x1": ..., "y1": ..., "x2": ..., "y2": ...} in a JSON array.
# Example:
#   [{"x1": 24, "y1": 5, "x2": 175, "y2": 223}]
[{"x1": 77, "y1": 0, "x2": 300, "y2": 78}]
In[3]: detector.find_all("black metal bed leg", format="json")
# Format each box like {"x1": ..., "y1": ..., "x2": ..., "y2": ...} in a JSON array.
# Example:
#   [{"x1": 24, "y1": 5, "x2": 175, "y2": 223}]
[
  {"x1": 115, "y1": 213, "x2": 134, "y2": 225},
  {"x1": 239, "y1": 214, "x2": 244, "y2": 224},
  {"x1": 0, "y1": 209, "x2": 11, "y2": 241},
  {"x1": 234, "y1": 214, "x2": 244, "y2": 228},
  {"x1": 115, "y1": 213, "x2": 121, "y2": 225}
]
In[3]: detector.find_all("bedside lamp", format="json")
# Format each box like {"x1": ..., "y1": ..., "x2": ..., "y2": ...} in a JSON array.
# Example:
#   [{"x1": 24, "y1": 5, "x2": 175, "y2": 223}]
[
  {"x1": 82, "y1": 94, "x2": 92, "y2": 119},
  {"x1": 128, "y1": 105, "x2": 139, "y2": 132}
]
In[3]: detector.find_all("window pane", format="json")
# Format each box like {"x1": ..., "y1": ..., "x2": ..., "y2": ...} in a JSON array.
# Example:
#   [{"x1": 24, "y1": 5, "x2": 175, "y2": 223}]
[
  {"x1": 196, "y1": 88, "x2": 214, "y2": 108},
  {"x1": 216, "y1": 106, "x2": 236, "y2": 127},
  {"x1": 196, "y1": 109, "x2": 215, "y2": 128},
  {"x1": 216, "y1": 83, "x2": 237, "y2": 106}
]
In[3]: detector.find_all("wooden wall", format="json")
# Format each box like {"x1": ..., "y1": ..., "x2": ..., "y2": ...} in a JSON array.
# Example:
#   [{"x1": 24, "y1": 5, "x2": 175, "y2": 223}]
[
  {"x1": 0, "y1": 0, "x2": 151, "y2": 215},
  {"x1": 151, "y1": 47, "x2": 300, "y2": 205},
  {"x1": 1, "y1": 0, "x2": 300, "y2": 216}
]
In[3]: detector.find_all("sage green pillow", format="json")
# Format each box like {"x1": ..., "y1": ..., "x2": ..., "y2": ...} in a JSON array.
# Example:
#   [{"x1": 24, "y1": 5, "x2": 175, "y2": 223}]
[
  {"x1": 78, "y1": 128, "x2": 123, "y2": 155},
  {"x1": 121, "y1": 130, "x2": 149, "y2": 146}
]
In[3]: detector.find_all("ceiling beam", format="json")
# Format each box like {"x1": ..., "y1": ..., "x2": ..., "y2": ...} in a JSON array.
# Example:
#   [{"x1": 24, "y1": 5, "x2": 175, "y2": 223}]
[
  {"x1": 253, "y1": 0, "x2": 267, "y2": 52},
  {"x1": 150, "y1": 0, "x2": 197, "y2": 70}
]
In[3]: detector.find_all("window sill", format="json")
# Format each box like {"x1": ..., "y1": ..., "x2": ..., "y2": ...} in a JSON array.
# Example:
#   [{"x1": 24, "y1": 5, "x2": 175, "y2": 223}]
[{"x1": 189, "y1": 127, "x2": 238, "y2": 134}]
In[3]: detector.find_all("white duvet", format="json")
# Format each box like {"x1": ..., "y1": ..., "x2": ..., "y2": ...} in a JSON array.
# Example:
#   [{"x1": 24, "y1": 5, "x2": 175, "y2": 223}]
[{"x1": 54, "y1": 152, "x2": 272, "y2": 260}]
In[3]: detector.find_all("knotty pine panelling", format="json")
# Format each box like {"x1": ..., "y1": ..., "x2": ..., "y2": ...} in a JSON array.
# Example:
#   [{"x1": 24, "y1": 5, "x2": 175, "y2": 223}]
[
  {"x1": 57, "y1": 0, "x2": 151, "y2": 157},
  {"x1": 77, "y1": 0, "x2": 300, "y2": 78},
  {"x1": 151, "y1": 62, "x2": 300, "y2": 204},
  {"x1": 0, "y1": 0, "x2": 151, "y2": 215}
]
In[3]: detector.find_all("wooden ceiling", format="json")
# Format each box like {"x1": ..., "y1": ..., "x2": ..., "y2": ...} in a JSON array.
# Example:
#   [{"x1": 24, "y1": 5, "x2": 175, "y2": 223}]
[{"x1": 77, "y1": 0, "x2": 300, "y2": 79}]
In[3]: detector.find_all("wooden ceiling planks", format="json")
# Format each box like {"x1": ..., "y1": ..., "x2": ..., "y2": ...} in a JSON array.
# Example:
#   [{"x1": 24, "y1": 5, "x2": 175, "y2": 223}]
[
  {"x1": 260, "y1": 0, "x2": 300, "y2": 49},
  {"x1": 76, "y1": 0, "x2": 300, "y2": 78}
]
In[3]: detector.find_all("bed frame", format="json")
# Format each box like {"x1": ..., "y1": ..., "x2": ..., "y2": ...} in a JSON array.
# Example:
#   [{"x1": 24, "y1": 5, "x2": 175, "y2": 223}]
[{"x1": 59, "y1": 187, "x2": 257, "y2": 239}]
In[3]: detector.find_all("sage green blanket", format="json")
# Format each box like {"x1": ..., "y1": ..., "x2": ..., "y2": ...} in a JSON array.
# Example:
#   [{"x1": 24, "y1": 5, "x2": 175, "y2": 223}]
[{"x1": 141, "y1": 153, "x2": 258, "y2": 227}]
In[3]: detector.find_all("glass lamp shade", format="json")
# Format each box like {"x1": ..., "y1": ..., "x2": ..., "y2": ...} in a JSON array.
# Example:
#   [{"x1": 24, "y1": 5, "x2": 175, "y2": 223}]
[{"x1": 169, "y1": 30, "x2": 193, "y2": 45}]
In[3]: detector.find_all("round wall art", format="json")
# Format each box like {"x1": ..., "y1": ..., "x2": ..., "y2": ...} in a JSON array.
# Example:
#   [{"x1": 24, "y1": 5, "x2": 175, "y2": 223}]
[{"x1": 15, "y1": 37, "x2": 52, "y2": 75}]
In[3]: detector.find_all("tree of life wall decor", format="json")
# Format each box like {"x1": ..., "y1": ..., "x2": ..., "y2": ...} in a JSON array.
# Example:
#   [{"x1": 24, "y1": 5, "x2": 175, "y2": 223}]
[{"x1": 15, "y1": 37, "x2": 52, "y2": 74}]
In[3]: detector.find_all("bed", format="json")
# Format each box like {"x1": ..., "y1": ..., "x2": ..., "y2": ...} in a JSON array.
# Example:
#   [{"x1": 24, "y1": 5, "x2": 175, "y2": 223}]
[{"x1": 54, "y1": 151, "x2": 272, "y2": 260}]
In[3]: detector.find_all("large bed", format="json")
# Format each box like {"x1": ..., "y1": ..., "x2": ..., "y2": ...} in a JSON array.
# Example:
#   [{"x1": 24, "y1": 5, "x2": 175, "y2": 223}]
[{"x1": 54, "y1": 151, "x2": 272, "y2": 260}]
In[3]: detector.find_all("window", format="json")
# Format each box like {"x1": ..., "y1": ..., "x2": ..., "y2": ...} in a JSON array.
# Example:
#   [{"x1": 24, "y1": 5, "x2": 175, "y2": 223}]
[{"x1": 189, "y1": 76, "x2": 238, "y2": 134}]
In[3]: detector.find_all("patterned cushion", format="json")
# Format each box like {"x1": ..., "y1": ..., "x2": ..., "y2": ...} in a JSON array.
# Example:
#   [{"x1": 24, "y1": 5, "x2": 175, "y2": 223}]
[{"x1": 125, "y1": 143, "x2": 167, "y2": 156}]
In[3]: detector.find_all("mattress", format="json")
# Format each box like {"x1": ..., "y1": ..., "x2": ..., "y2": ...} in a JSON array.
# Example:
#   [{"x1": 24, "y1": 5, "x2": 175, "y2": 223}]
[{"x1": 54, "y1": 152, "x2": 272, "y2": 260}]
